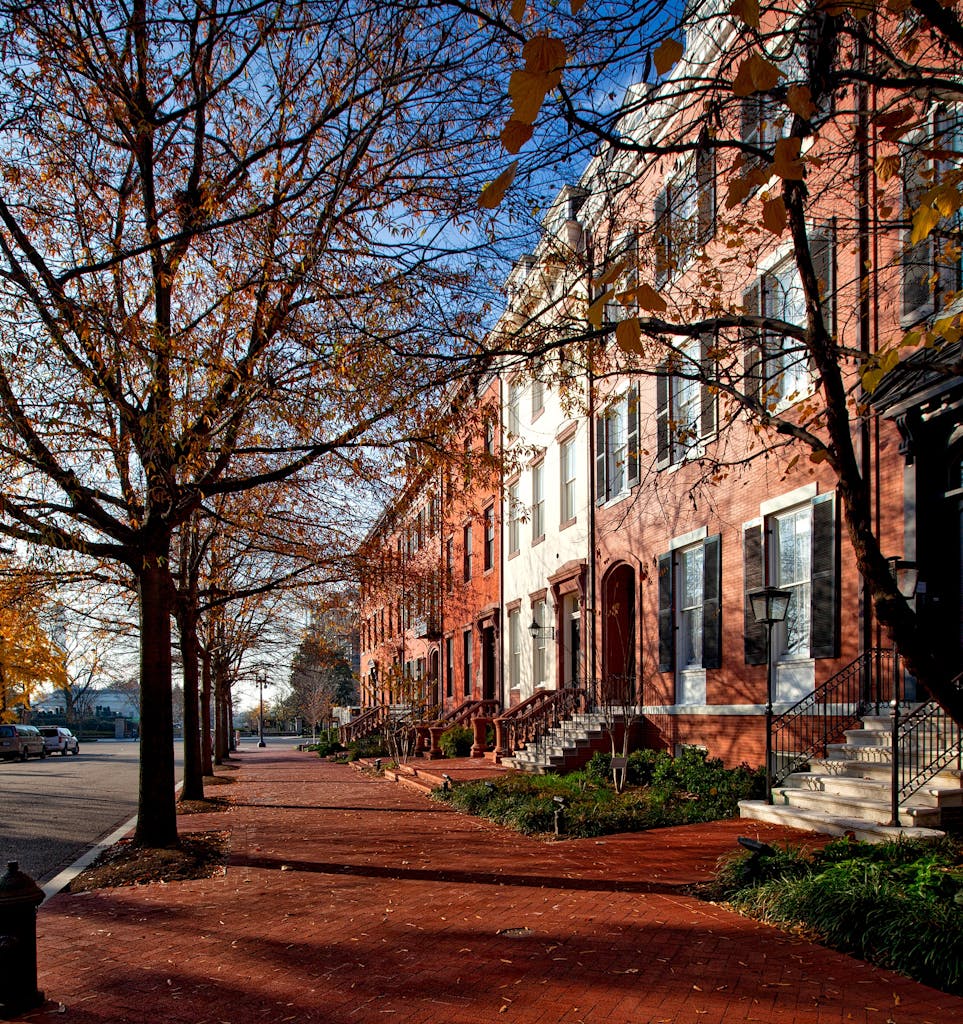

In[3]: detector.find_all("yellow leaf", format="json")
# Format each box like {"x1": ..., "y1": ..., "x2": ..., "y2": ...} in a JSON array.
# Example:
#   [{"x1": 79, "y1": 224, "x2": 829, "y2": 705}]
[
  {"x1": 773, "y1": 136, "x2": 805, "y2": 179},
  {"x1": 809, "y1": 448, "x2": 830, "y2": 463},
  {"x1": 511, "y1": 0, "x2": 526, "y2": 21},
  {"x1": 910, "y1": 203, "x2": 941, "y2": 245},
  {"x1": 729, "y1": 0, "x2": 760, "y2": 28},
  {"x1": 635, "y1": 283, "x2": 668, "y2": 312},
  {"x1": 588, "y1": 290, "x2": 615, "y2": 328},
  {"x1": 874, "y1": 154, "x2": 901, "y2": 183},
  {"x1": 762, "y1": 196, "x2": 787, "y2": 234},
  {"x1": 615, "y1": 317, "x2": 643, "y2": 354},
  {"x1": 508, "y1": 68, "x2": 560, "y2": 124},
  {"x1": 786, "y1": 85, "x2": 816, "y2": 120},
  {"x1": 523, "y1": 35, "x2": 567, "y2": 75},
  {"x1": 653, "y1": 38, "x2": 684, "y2": 76},
  {"x1": 500, "y1": 119, "x2": 534, "y2": 155},
  {"x1": 477, "y1": 161, "x2": 518, "y2": 210},
  {"x1": 927, "y1": 182, "x2": 962, "y2": 219}
]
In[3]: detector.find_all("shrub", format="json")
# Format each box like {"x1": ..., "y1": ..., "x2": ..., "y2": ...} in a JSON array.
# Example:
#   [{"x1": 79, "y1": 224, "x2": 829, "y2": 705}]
[
  {"x1": 439, "y1": 725, "x2": 473, "y2": 758},
  {"x1": 707, "y1": 836, "x2": 963, "y2": 995}
]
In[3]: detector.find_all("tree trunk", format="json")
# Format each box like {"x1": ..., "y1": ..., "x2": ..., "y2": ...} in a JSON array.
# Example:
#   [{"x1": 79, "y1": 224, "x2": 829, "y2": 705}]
[
  {"x1": 213, "y1": 652, "x2": 229, "y2": 764},
  {"x1": 134, "y1": 557, "x2": 178, "y2": 848},
  {"x1": 200, "y1": 648, "x2": 214, "y2": 776},
  {"x1": 177, "y1": 612, "x2": 205, "y2": 802}
]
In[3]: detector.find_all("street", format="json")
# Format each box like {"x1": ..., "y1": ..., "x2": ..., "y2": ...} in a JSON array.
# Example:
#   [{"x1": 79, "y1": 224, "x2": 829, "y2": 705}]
[{"x1": 0, "y1": 739, "x2": 184, "y2": 884}]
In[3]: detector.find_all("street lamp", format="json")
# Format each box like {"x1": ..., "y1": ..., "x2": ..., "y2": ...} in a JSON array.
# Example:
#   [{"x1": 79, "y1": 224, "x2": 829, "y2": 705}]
[
  {"x1": 256, "y1": 671, "x2": 269, "y2": 748},
  {"x1": 528, "y1": 617, "x2": 555, "y2": 642},
  {"x1": 748, "y1": 586, "x2": 791, "y2": 805}
]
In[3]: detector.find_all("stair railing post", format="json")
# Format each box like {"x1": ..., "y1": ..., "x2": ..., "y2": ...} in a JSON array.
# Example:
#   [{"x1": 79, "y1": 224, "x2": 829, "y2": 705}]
[{"x1": 887, "y1": 697, "x2": 901, "y2": 827}]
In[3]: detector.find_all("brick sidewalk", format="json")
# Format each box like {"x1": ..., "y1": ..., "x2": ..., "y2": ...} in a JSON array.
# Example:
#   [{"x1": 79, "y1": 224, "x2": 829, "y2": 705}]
[{"x1": 17, "y1": 748, "x2": 962, "y2": 1024}]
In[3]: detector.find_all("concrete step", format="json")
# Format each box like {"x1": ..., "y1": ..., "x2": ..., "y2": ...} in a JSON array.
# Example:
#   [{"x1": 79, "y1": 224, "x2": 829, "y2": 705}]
[
  {"x1": 738, "y1": 800, "x2": 945, "y2": 843},
  {"x1": 843, "y1": 728, "x2": 892, "y2": 747},
  {"x1": 780, "y1": 772, "x2": 890, "y2": 802},
  {"x1": 770, "y1": 786, "x2": 942, "y2": 828}
]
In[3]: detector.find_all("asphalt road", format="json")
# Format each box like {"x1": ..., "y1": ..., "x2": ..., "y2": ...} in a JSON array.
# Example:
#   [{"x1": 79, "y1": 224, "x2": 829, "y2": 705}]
[{"x1": 0, "y1": 739, "x2": 184, "y2": 884}]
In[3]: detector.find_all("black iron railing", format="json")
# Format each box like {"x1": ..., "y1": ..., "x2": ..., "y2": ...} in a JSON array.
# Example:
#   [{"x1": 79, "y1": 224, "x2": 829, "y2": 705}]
[
  {"x1": 339, "y1": 704, "x2": 389, "y2": 745},
  {"x1": 432, "y1": 698, "x2": 501, "y2": 729},
  {"x1": 494, "y1": 687, "x2": 585, "y2": 757},
  {"x1": 895, "y1": 672, "x2": 963, "y2": 805},
  {"x1": 771, "y1": 647, "x2": 900, "y2": 787}
]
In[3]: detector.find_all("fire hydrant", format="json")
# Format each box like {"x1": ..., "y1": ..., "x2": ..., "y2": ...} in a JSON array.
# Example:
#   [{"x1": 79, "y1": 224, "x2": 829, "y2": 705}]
[{"x1": 0, "y1": 861, "x2": 45, "y2": 1018}]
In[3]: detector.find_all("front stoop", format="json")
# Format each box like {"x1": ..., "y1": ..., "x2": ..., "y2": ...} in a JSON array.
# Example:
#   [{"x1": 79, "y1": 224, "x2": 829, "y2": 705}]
[
  {"x1": 740, "y1": 714, "x2": 960, "y2": 842},
  {"x1": 503, "y1": 713, "x2": 620, "y2": 774}
]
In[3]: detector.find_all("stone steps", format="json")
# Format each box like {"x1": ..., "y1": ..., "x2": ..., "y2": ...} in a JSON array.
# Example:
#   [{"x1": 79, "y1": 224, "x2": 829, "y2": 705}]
[{"x1": 504, "y1": 714, "x2": 617, "y2": 774}]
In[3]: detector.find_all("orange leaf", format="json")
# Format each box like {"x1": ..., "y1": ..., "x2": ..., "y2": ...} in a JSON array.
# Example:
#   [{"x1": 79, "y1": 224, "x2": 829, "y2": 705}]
[
  {"x1": 615, "y1": 317, "x2": 643, "y2": 354},
  {"x1": 762, "y1": 196, "x2": 787, "y2": 235},
  {"x1": 875, "y1": 154, "x2": 901, "y2": 183},
  {"x1": 729, "y1": 0, "x2": 760, "y2": 28},
  {"x1": 773, "y1": 136, "x2": 805, "y2": 179},
  {"x1": 786, "y1": 85, "x2": 816, "y2": 120},
  {"x1": 732, "y1": 53, "x2": 782, "y2": 97},
  {"x1": 523, "y1": 35, "x2": 567, "y2": 75},
  {"x1": 725, "y1": 175, "x2": 753, "y2": 209},
  {"x1": 593, "y1": 257, "x2": 630, "y2": 289},
  {"x1": 635, "y1": 283, "x2": 668, "y2": 313},
  {"x1": 508, "y1": 68, "x2": 560, "y2": 124},
  {"x1": 477, "y1": 161, "x2": 518, "y2": 210},
  {"x1": 570, "y1": 0, "x2": 587, "y2": 11},
  {"x1": 653, "y1": 38, "x2": 684, "y2": 76},
  {"x1": 588, "y1": 289, "x2": 615, "y2": 328},
  {"x1": 500, "y1": 119, "x2": 534, "y2": 155},
  {"x1": 511, "y1": 0, "x2": 526, "y2": 22}
]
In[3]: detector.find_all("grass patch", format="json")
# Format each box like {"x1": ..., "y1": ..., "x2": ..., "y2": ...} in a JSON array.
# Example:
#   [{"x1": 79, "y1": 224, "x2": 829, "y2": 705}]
[
  {"x1": 701, "y1": 834, "x2": 963, "y2": 994},
  {"x1": 433, "y1": 747, "x2": 765, "y2": 838}
]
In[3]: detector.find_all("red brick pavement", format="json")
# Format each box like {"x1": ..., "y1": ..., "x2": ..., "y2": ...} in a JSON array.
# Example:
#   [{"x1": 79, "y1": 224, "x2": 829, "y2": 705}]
[{"x1": 16, "y1": 748, "x2": 963, "y2": 1024}]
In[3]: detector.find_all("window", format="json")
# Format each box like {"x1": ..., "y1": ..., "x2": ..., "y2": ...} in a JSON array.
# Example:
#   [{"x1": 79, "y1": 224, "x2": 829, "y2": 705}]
[
  {"x1": 531, "y1": 460, "x2": 545, "y2": 541},
  {"x1": 462, "y1": 628, "x2": 473, "y2": 697},
  {"x1": 507, "y1": 479, "x2": 521, "y2": 556},
  {"x1": 508, "y1": 608, "x2": 522, "y2": 691},
  {"x1": 742, "y1": 229, "x2": 834, "y2": 410},
  {"x1": 531, "y1": 378, "x2": 545, "y2": 419},
  {"x1": 445, "y1": 536, "x2": 454, "y2": 592},
  {"x1": 560, "y1": 436, "x2": 576, "y2": 524},
  {"x1": 903, "y1": 106, "x2": 963, "y2": 322},
  {"x1": 741, "y1": 93, "x2": 785, "y2": 166},
  {"x1": 484, "y1": 418, "x2": 495, "y2": 455},
  {"x1": 595, "y1": 386, "x2": 639, "y2": 503},
  {"x1": 657, "y1": 536, "x2": 722, "y2": 685},
  {"x1": 445, "y1": 636, "x2": 454, "y2": 698},
  {"x1": 654, "y1": 150, "x2": 715, "y2": 287},
  {"x1": 743, "y1": 492, "x2": 838, "y2": 666},
  {"x1": 506, "y1": 379, "x2": 522, "y2": 436},
  {"x1": 483, "y1": 505, "x2": 495, "y2": 571},
  {"x1": 462, "y1": 524, "x2": 472, "y2": 581},
  {"x1": 656, "y1": 337, "x2": 717, "y2": 469},
  {"x1": 533, "y1": 598, "x2": 548, "y2": 687},
  {"x1": 595, "y1": 231, "x2": 639, "y2": 323}
]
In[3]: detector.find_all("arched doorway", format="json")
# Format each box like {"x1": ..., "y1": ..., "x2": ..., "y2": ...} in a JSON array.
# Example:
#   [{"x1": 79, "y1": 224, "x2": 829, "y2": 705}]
[{"x1": 601, "y1": 563, "x2": 636, "y2": 704}]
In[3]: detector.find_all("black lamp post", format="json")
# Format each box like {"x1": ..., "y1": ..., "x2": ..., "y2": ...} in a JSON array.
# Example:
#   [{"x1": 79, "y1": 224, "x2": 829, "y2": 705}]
[
  {"x1": 748, "y1": 586, "x2": 791, "y2": 804},
  {"x1": 885, "y1": 557, "x2": 919, "y2": 827},
  {"x1": 256, "y1": 670, "x2": 269, "y2": 748}
]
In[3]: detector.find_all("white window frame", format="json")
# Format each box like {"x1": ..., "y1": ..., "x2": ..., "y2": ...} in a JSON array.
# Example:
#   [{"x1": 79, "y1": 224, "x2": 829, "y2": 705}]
[
  {"x1": 560, "y1": 436, "x2": 576, "y2": 524},
  {"x1": 531, "y1": 460, "x2": 545, "y2": 542}
]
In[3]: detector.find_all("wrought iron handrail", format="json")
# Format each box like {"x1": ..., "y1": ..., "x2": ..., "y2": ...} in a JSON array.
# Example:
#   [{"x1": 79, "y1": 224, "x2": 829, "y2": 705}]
[
  {"x1": 432, "y1": 698, "x2": 501, "y2": 730},
  {"x1": 339, "y1": 704, "x2": 389, "y2": 745},
  {"x1": 494, "y1": 687, "x2": 585, "y2": 754},
  {"x1": 771, "y1": 647, "x2": 900, "y2": 787},
  {"x1": 895, "y1": 671, "x2": 963, "y2": 804}
]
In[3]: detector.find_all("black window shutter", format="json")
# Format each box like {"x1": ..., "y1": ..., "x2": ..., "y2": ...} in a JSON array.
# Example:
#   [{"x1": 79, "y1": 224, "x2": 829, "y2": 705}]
[
  {"x1": 699, "y1": 332, "x2": 717, "y2": 439},
  {"x1": 654, "y1": 188, "x2": 670, "y2": 288},
  {"x1": 626, "y1": 384, "x2": 640, "y2": 487},
  {"x1": 696, "y1": 147, "x2": 716, "y2": 244},
  {"x1": 595, "y1": 414, "x2": 607, "y2": 505},
  {"x1": 657, "y1": 551, "x2": 674, "y2": 673},
  {"x1": 902, "y1": 141, "x2": 934, "y2": 319},
  {"x1": 810, "y1": 492, "x2": 839, "y2": 659},
  {"x1": 742, "y1": 281, "x2": 763, "y2": 402},
  {"x1": 743, "y1": 524, "x2": 767, "y2": 665},
  {"x1": 655, "y1": 365, "x2": 671, "y2": 469},
  {"x1": 810, "y1": 221, "x2": 836, "y2": 337},
  {"x1": 702, "y1": 534, "x2": 722, "y2": 670}
]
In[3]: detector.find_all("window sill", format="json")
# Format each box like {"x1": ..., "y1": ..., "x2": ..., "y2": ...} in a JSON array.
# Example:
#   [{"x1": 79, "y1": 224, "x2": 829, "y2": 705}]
[
  {"x1": 532, "y1": 534, "x2": 545, "y2": 546},
  {"x1": 559, "y1": 516, "x2": 577, "y2": 531},
  {"x1": 507, "y1": 550, "x2": 520, "y2": 560}
]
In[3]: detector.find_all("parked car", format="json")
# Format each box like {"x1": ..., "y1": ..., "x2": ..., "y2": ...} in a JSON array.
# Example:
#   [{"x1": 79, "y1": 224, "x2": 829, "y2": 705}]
[
  {"x1": 0, "y1": 724, "x2": 47, "y2": 761},
  {"x1": 39, "y1": 726, "x2": 80, "y2": 756}
]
